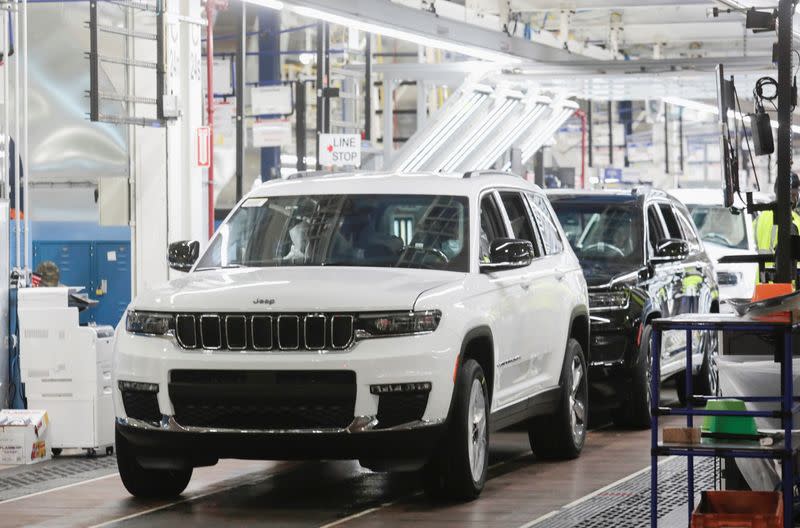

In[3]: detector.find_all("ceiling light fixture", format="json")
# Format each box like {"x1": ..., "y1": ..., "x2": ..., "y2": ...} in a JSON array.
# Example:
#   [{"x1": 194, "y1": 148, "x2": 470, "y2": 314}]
[
  {"x1": 273, "y1": 3, "x2": 521, "y2": 64},
  {"x1": 662, "y1": 96, "x2": 800, "y2": 134},
  {"x1": 248, "y1": 0, "x2": 285, "y2": 10}
]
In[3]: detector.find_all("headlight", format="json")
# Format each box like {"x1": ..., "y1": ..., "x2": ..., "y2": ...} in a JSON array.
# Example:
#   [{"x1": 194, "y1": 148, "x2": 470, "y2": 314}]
[
  {"x1": 588, "y1": 291, "x2": 630, "y2": 311},
  {"x1": 355, "y1": 310, "x2": 442, "y2": 338},
  {"x1": 716, "y1": 271, "x2": 740, "y2": 286},
  {"x1": 126, "y1": 310, "x2": 175, "y2": 336}
]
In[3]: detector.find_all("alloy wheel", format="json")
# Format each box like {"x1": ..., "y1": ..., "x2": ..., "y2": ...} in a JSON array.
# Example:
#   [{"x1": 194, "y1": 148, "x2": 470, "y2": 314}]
[
  {"x1": 569, "y1": 356, "x2": 587, "y2": 445},
  {"x1": 466, "y1": 378, "x2": 487, "y2": 483}
]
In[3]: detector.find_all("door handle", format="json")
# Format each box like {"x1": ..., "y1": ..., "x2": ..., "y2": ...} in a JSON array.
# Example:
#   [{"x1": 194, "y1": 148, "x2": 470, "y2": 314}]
[
  {"x1": 520, "y1": 282, "x2": 531, "y2": 290},
  {"x1": 555, "y1": 269, "x2": 565, "y2": 281}
]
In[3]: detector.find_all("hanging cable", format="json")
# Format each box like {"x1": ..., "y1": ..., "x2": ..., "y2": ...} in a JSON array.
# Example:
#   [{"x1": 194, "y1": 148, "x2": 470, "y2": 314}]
[{"x1": 734, "y1": 83, "x2": 761, "y2": 192}]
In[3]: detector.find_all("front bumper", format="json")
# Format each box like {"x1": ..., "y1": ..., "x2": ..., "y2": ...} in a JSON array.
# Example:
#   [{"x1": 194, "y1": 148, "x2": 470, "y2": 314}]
[
  {"x1": 116, "y1": 418, "x2": 446, "y2": 461},
  {"x1": 113, "y1": 325, "x2": 459, "y2": 435}
]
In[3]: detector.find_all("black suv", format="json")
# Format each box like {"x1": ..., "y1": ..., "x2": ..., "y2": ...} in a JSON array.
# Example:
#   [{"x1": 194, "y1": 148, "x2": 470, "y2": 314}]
[{"x1": 547, "y1": 189, "x2": 719, "y2": 428}]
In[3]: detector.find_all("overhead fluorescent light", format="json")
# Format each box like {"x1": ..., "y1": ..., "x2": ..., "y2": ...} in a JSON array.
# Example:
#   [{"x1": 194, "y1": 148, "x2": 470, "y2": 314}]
[
  {"x1": 249, "y1": 0, "x2": 285, "y2": 10},
  {"x1": 284, "y1": 4, "x2": 521, "y2": 63},
  {"x1": 662, "y1": 96, "x2": 800, "y2": 134}
]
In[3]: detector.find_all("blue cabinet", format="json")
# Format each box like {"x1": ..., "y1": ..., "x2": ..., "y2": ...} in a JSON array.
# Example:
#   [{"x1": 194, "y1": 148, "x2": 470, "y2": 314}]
[
  {"x1": 94, "y1": 242, "x2": 131, "y2": 327},
  {"x1": 32, "y1": 240, "x2": 131, "y2": 327}
]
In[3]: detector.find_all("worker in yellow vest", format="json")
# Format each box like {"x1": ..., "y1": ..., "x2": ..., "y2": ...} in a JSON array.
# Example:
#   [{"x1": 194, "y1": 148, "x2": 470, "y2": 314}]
[{"x1": 753, "y1": 173, "x2": 800, "y2": 283}]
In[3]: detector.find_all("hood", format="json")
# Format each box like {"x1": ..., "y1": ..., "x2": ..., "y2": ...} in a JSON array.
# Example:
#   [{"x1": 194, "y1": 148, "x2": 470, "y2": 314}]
[
  {"x1": 702, "y1": 242, "x2": 750, "y2": 263},
  {"x1": 580, "y1": 260, "x2": 638, "y2": 288},
  {"x1": 132, "y1": 267, "x2": 466, "y2": 313}
]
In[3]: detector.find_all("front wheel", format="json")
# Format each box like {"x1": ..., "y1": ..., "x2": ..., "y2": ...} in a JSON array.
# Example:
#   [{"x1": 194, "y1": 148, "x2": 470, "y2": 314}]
[
  {"x1": 529, "y1": 338, "x2": 588, "y2": 460},
  {"x1": 423, "y1": 359, "x2": 489, "y2": 501},
  {"x1": 694, "y1": 330, "x2": 718, "y2": 397},
  {"x1": 116, "y1": 428, "x2": 192, "y2": 499},
  {"x1": 614, "y1": 325, "x2": 653, "y2": 429}
]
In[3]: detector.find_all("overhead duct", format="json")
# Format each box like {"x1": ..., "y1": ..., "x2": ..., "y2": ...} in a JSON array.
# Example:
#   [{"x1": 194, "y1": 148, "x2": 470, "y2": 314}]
[
  {"x1": 396, "y1": 86, "x2": 492, "y2": 172},
  {"x1": 503, "y1": 102, "x2": 579, "y2": 171},
  {"x1": 390, "y1": 73, "x2": 577, "y2": 174},
  {"x1": 466, "y1": 96, "x2": 552, "y2": 171}
]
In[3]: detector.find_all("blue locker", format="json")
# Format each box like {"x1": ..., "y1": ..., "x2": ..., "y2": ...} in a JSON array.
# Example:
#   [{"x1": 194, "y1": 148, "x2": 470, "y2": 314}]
[
  {"x1": 94, "y1": 242, "x2": 131, "y2": 327},
  {"x1": 33, "y1": 241, "x2": 95, "y2": 324}
]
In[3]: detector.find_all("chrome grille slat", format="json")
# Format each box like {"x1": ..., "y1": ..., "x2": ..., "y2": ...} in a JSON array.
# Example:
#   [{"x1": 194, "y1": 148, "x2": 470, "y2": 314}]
[
  {"x1": 331, "y1": 315, "x2": 355, "y2": 349},
  {"x1": 277, "y1": 315, "x2": 300, "y2": 350},
  {"x1": 174, "y1": 313, "x2": 353, "y2": 352},
  {"x1": 225, "y1": 315, "x2": 247, "y2": 350},
  {"x1": 304, "y1": 314, "x2": 326, "y2": 350},
  {"x1": 199, "y1": 315, "x2": 222, "y2": 350},
  {"x1": 175, "y1": 314, "x2": 197, "y2": 349},
  {"x1": 251, "y1": 315, "x2": 273, "y2": 350}
]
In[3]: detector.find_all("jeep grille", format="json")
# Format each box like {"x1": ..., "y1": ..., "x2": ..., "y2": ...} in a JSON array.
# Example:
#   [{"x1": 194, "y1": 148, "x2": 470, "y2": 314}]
[{"x1": 174, "y1": 313, "x2": 354, "y2": 351}]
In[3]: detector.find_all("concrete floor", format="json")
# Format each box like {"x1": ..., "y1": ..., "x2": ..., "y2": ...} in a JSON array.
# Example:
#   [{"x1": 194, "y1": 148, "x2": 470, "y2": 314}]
[{"x1": 0, "y1": 418, "x2": 673, "y2": 528}]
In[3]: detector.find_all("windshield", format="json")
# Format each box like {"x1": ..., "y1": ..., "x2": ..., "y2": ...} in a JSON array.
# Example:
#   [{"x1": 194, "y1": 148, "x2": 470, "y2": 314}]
[
  {"x1": 687, "y1": 204, "x2": 747, "y2": 249},
  {"x1": 196, "y1": 194, "x2": 470, "y2": 272},
  {"x1": 551, "y1": 201, "x2": 643, "y2": 267}
]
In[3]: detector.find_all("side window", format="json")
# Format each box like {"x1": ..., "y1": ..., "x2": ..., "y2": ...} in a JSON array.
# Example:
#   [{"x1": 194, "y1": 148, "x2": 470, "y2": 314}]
[
  {"x1": 658, "y1": 203, "x2": 683, "y2": 240},
  {"x1": 499, "y1": 192, "x2": 541, "y2": 256},
  {"x1": 676, "y1": 208, "x2": 701, "y2": 250},
  {"x1": 526, "y1": 192, "x2": 564, "y2": 255},
  {"x1": 480, "y1": 194, "x2": 507, "y2": 262},
  {"x1": 647, "y1": 205, "x2": 665, "y2": 253}
]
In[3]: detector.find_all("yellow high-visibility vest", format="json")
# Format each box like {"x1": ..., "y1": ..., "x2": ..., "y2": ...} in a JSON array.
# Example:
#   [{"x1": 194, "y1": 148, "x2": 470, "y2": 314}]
[
  {"x1": 754, "y1": 210, "x2": 800, "y2": 251},
  {"x1": 753, "y1": 210, "x2": 800, "y2": 283}
]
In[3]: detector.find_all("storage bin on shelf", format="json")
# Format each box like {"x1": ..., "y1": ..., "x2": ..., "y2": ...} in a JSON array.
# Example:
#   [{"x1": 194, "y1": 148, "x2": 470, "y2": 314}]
[{"x1": 691, "y1": 490, "x2": 782, "y2": 528}]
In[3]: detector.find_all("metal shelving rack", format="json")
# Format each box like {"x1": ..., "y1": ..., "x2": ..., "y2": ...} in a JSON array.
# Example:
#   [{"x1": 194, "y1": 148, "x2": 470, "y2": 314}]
[{"x1": 650, "y1": 313, "x2": 799, "y2": 527}]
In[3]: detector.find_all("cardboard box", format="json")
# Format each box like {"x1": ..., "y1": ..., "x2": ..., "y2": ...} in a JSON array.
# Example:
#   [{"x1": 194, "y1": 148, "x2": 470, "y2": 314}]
[
  {"x1": 663, "y1": 427, "x2": 701, "y2": 444},
  {"x1": 0, "y1": 410, "x2": 50, "y2": 465}
]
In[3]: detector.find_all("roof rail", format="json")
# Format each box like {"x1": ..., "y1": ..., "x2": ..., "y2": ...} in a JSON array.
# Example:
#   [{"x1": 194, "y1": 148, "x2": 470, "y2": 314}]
[
  {"x1": 462, "y1": 169, "x2": 514, "y2": 179},
  {"x1": 285, "y1": 170, "x2": 340, "y2": 180}
]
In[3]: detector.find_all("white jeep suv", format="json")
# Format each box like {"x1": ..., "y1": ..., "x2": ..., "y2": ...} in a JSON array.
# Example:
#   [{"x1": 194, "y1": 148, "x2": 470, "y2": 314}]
[{"x1": 113, "y1": 171, "x2": 590, "y2": 501}]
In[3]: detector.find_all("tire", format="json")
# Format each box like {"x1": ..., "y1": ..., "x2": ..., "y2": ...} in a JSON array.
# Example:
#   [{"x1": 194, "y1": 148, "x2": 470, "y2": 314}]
[
  {"x1": 614, "y1": 325, "x2": 653, "y2": 429},
  {"x1": 528, "y1": 338, "x2": 588, "y2": 460},
  {"x1": 423, "y1": 359, "x2": 489, "y2": 502},
  {"x1": 116, "y1": 428, "x2": 192, "y2": 499},
  {"x1": 694, "y1": 330, "x2": 718, "y2": 397},
  {"x1": 51, "y1": 448, "x2": 62, "y2": 457},
  {"x1": 675, "y1": 373, "x2": 688, "y2": 406},
  {"x1": 675, "y1": 331, "x2": 718, "y2": 405}
]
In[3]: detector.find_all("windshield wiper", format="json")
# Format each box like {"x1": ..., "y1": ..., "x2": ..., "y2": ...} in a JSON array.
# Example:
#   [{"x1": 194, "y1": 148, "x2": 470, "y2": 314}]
[{"x1": 194, "y1": 264, "x2": 244, "y2": 271}]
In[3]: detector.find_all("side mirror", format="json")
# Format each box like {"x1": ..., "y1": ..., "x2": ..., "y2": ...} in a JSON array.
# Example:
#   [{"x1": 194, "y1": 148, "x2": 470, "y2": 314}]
[
  {"x1": 168, "y1": 240, "x2": 200, "y2": 272},
  {"x1": 480, "y1": 238, "x2": 534, "y2": 272},
  {"x1": 652, "y1": 239, "x2": 689, "y2": 263}
]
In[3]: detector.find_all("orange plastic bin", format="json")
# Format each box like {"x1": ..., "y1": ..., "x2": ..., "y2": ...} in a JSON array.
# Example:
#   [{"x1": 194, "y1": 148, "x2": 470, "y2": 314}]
[{"x1": 691, "y1": 490, "x2": 783, "y2": 528}]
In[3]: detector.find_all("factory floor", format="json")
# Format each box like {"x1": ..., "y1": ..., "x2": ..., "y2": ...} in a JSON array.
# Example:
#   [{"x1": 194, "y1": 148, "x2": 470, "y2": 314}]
[{"x1": 0, "y1": 393, "x2": 691, "y2": 528}]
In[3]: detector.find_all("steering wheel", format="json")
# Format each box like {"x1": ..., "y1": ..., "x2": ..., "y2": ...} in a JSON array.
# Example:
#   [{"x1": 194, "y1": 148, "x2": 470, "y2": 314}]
[
  {"x1": 704, "y1": 233, "x2": 733, "y2": 247},
  {"x1": 403, "y1": 246, "x2": 450, "y2": 265},
  {"x1": 582, "y1": 242, "x2": 626, "y2": 257}
]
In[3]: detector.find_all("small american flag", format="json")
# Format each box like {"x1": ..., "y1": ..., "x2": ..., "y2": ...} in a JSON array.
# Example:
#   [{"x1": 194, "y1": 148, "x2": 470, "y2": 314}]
[{"x1": 30, "y1": 273, "x2": 42, "y2": 287}]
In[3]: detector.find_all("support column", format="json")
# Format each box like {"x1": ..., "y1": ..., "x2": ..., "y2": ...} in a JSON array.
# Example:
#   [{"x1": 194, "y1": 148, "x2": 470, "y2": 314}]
[
  {"x1": 533, "y1": 149, "x2": 544, "y2": 187},
  {"x1": 664, "y1": 102, "x2": 670, "y2": 175},
  {"x1": 775, "y1": 0, "x2": 794, "y2": 283},
  {"x1": 607, "y1": 100, "x2": 613, "y2": 166},
  {"x1": 364, "y1": 33, "x2": 371, "y2": 141},
  {"x1": 258, "y1": 9, "x2": 281, "y2": 181},
  {"x1": 315, "y1": 20, "x2": 324, "y2": 170},
  {"x1": 235, "y1": 3, "x2": 245, "y2": 200},
  {"x1": 587, "y1": 100, "x2": 593, "y2": 168}
]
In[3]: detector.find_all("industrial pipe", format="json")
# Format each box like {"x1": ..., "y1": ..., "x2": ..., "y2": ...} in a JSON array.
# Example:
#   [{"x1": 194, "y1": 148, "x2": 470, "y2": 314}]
[
  {"x1": 575, "y1": 109, "x2": 586, "y2": 189},
  {"x1": 205, "y1": 0, "x2": 216, "y2": 239},
  {"x1": 21, "y1": 0, "x2": 27, "y2": 272}
]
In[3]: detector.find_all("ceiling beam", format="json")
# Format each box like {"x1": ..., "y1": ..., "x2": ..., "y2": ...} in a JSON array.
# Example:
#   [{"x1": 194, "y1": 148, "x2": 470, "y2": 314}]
[
  {"x1": 272, "y1": 0, "x2": 584, "y2": 63},
  {"x1": 510, "y1": 0, "x2": 711, "y2": 10}
]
